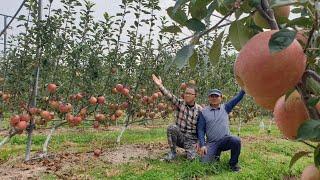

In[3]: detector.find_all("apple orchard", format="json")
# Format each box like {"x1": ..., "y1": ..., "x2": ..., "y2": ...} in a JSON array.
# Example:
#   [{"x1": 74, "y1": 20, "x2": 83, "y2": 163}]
[{"x1": 0, "y1": 0, "x2": 320, "y2": 179}]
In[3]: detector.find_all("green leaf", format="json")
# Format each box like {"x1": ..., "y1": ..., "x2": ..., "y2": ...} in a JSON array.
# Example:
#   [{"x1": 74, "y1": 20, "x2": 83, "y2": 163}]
[
  {"x1": 216, "y1": 0, "x2": 236, "y2": 15},
  {"x1": 234, "y1": 10, "x2": 243, "y2": 19},
  {"x1": 229, "y1": 20, "x2": 256, "y2": 51},
  {"x1": 301, "y1": 7, "x2": 308, "y2": 16},
  {"x1": 167, "y1": 7, "x2": 188, "y2": 26},
  {"x1": 286, "y1": 17, "x2": 313, "y2": 28},
  {"x1": 246, "y1": 16, "x2": 263, "y2": 33},
  {"x1": 221, "y1": 0, "x2": 237, "y2": 8},
  {"x1": 189, "y1": 0, "x2": 208, "y2": 20},
  {"x1": 164, "y1": 58, "x2": 175, "y2": 72},
  {"x1": 277, "y1": 16, "x2": 290, "y2": 25},
  {"x1": 285, "y1": 88, "x2": 295, "y2": 101},
  {"x1": 297, "y1": 119, "x2": 320, "y2": 141},
  {"x1": 209, "y1": 31, "x2": 224, "y2": 65},
  {"x1": 315, "y1": 145, "x2": 320, "y2": 168},
  {"x1": 291, "y1": 7, "x2": 301, "y2": 13},
  {"x1": 207, "y1": 1, "x2": 218, "y2": 18},
  {"x1": 174, "y1": 45, "x2": 195, "y2": 70},
  {"x1": 160, "y1": 25, "x2": 182, "y2": 34},
  {"x1": 307, "y1": 97, "x2": 320, "y2": 107},
  {"x1": 249, "y1": 0, "x2": 261, "y2": 7},
  {"x1": 185, "y1": 18, "x2": 206, "y2": 32},
  {"x1": 173, "y1": 0, "x2": 189, "y2": 13},
  {"x1": 103, "y1": 12, "x2": 109, "y2": 20},
  {"x1": 268, "y1": 29, "x2": 297, "y2": 54},
  {"x1": 241, "y1": 0, "x2": 254, "y2": 13},
  {"x1": 189, "y1": 50, "x2": 198, "y2": 69},
  {"x1": 306, "y1": 77, "x2": 320, "y2": 96},
  {"x1": 289, "y1": 151, "x2": 311, "y2": 169}
]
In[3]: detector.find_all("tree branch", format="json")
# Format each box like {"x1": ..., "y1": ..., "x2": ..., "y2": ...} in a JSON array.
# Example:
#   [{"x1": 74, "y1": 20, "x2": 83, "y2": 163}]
[
  {"x1": 174, "y1": 22, "x2": 233, "y2": 45},
  {"x1": 297, "y1": 75, "x2": 320, "y2": 120},
  {"x1": 258, "y1": 0, "x2": 279, "y2": 30},
  {"x1": 42, "y1": 121, "x2": 67, "y2": 155},
  {"x1": 305, "y1": 70, "x2": 320, "y2": 83},
  {"x1": 197, "y1": 10, "x2": 235, "y2": 40},
  {"x1": 300, "y1": 140, "x2": 317, "y2": 149},
  {"x1": 255, "y1": 5, "x2": 274, "y2": 22},
  {"x1": 304, "y1": 12, "x2": 317, "y2": 53},
  {"x1": 0, "y1": 129, "x2": 18, "y2": 149}
]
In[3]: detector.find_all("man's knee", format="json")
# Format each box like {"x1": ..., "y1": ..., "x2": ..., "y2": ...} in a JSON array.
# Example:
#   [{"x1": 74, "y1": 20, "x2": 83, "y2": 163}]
[
  {"x1": 230, "y1": 136, "x2": 241, "y2": 147},
  {"x1": 167, "y1": 124, "x2": 179, "y2": 133}
]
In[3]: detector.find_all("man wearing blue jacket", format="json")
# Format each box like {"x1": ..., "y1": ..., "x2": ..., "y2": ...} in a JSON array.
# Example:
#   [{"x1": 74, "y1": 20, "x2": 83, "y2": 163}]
[{"x1": 197, "y1": 89, "x2": 245, "y2": 172}]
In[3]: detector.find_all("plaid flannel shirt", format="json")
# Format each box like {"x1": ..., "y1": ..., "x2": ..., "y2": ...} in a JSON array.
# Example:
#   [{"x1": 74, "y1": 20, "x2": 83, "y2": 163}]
[{"x1": 159, "y1": 85, "x2": 202, "y2": 139}]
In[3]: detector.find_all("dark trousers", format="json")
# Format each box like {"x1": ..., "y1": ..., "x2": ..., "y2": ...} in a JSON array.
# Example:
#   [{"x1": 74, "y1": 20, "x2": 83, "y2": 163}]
[
  {"x1": 201, "y1": 135, "x2": 241, "y2": 166},
  {"x1": 167, "y1": 124, "x2": 197, "y2": 160}
]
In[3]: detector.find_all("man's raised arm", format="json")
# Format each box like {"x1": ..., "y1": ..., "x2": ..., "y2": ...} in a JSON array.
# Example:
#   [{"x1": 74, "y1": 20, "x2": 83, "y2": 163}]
[
  {"x1": 225, "y1": 90, "x2": 246, "y2": 114},
  {"x1": 152, "y1": 74, "x2": 180, "y2": 106}
]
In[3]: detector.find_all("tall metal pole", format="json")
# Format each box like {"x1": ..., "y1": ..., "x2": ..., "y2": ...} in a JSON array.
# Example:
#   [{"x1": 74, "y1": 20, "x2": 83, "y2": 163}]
[
  {"x1": 203, "y1": 14, "x2": 211, "y2": 77},
  {"x1": 31, "y1": 0, "x2": 42, "y2": 108},
  {"x1": 38, "y1": 0, "x2": 42, "y2": 22},
  {"x1": 3, "y1": 15, "x2": 7, "y2": 58},
  {"x1": 0, "y1": 15, "x2": 8, "y2": 129}
]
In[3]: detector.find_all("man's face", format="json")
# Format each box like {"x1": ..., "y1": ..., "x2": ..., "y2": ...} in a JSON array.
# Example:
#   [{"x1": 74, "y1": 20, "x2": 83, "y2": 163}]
[
  {"x1": 184, "y1": 87, "x2": 196, "y2": 104},
  {"x1": 208, "y1": 94, "x2": 222, "y2": 106}
]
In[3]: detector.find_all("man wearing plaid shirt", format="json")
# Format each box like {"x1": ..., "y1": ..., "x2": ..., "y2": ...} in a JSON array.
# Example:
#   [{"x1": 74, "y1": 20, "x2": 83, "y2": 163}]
[{"x1": 152, "y1": 74, "x2": 202, "y2": 161}]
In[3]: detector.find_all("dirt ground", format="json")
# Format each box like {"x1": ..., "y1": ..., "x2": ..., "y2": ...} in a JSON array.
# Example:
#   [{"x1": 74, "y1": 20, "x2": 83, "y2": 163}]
[
  {"x1": 0, "y1": 135, "x2": 278, "y2": 180},
  {"x1": 0, "y1": 125, "x2": 279, "y2": 179},
  {"x1": 0, "y1": 142, "x2": 169, "y2": 180}
]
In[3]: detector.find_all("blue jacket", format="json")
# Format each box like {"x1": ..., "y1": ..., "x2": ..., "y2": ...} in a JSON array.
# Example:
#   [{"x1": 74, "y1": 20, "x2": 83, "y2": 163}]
[{"x1": 197, "y1": 90, "x2": 245, "y2": 147}]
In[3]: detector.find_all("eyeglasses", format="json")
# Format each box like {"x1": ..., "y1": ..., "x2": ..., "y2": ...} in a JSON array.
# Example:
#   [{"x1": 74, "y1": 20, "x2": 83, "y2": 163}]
[
  {"x1": 185, "y1": 92, "x2": 196, "y2": 96},
  {"x1": 209, "y1": 94, "x2": 220, "y2": 98}
]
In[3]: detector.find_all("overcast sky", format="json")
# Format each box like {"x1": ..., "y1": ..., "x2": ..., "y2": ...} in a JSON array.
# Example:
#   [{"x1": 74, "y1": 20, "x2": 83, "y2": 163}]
[
  {"x1": 0, "y1": 0, "x2": 177, "y2": 53},
  {"x1": 0, "y1": 0, "x2": 174, "y2": 18}
]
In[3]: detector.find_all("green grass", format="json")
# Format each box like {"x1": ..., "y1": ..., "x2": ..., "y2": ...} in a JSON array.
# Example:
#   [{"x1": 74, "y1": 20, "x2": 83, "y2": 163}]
[
  {"x1": 103, "y1": 142, "x2": 312, "y2": 180},
  {"x1": 0, "y1": 126, "x2": 167, "y2": 161},
  {"x1": 0, "y1": 118, "x2": 315, "y2": 179}
]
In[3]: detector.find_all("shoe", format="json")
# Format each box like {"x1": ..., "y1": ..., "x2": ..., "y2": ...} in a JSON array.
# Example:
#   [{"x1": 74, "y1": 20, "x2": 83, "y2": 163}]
[
  {"x1": 186, "y1": 154, "x2": 197, "y2": 161},
  {"x1": 163, "y1": 151, "x2": 176, "y2": 161},
  {"x1": 230, "y1": 164, "x2": 241, "y2": 172}
]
